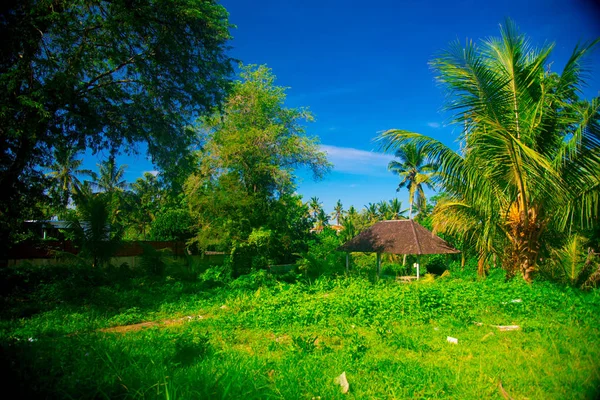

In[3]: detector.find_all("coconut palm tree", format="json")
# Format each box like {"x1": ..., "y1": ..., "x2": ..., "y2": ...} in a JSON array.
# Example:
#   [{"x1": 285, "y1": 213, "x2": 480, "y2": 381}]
[
  {"x1": 314, "y1": 208, "x2": 330, "y2": 232},
  {"x1": 388, "y1": 198, "x2": 408, "y2": 220},
  {"x1": 92, "y1": 156, "x2": 129, "y2": 194},
  {"x1": 377, "y1": 200, "x2": 391, "y2": 220},
  {"x1": 346, "y1": 205, "x2": 359, "y2": 221},
  {"x1": 388, "y1": 142, "x2": 437, "y2": 219},
  {"x1": 364, "y1": 203, "x2": 379, "y2": 224},
  {"x1": 46, "y1": 146, "x2": 95, "y2": 208},
  {"x1": 69, "y1": 187, "x2": 122, "y2": 267},
  {"x1": 379, "y1": 20, "x2": 600, "y2": 281},
  {"x1": 331, "y1": 199, "x2": 344, "y2": 225},
  {"x1": 308, "y1": 196, "x2": 323, "y2": 219}
]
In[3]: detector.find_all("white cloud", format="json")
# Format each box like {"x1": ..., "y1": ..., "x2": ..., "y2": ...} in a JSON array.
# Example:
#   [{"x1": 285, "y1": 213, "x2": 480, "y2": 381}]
[
  {"x1": 427, "y1": 122, "x2": 441, "y2": 128},
  {"x1": 320, "y1": 145, "x2": 394, "y2": 176}
]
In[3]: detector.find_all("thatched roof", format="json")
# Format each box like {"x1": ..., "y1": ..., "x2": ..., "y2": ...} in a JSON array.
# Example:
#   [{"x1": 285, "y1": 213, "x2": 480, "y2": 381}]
[{"x1": 338, "y1": 220, "x2": 460, "y2": 255}]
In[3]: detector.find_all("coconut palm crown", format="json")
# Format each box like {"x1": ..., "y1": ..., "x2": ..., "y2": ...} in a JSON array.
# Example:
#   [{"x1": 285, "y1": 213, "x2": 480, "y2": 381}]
[
  {"x1": 388, "y1": 142, "x2": 437, "y2": 218},
  {"x1": 378, "y1": 20, "x2": 600, "y2": 281}
]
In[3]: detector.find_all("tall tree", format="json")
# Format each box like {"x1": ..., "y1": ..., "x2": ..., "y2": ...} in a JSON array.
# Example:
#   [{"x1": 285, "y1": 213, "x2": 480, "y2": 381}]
[
  {"x1": 92, "y1": 156, "x2": 128, "y2": 194},
  {"x1": 46, "y1": 145, "x2": 94, "y2": 209},
  {"x1": 0, "y1": 0, "x2": 233, "y2": 244},
  {"x1": 185, "y1": 65, "x2": 330, "y2": 258},
  {"x1": 379, "y1": 20, "x2": 600, "y2": 281},
  {"x1": 124, "y1": 172, "x2": 164, "y2": 239},
  {"x1": 308, "y1": 197, "x2": 324, "y2": 219},
  {"x1": 331, "y1": 200, "x2": 344, "y2": 225},
  {"x1": 387, "y1": 198, "x2": 408, "y2": 220},
  {"x1": 387, "y1": 142, "x2": 437, "y2": 218},
  {"x1": 364, "y1": 203, "x2": 379, "y2": 224},
  {"x1": 377, "y1": 200, "x2": 391, "y2": 220}
]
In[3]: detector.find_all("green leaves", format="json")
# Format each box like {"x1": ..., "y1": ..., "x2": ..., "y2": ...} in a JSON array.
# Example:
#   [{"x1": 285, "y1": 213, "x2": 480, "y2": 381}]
[
  {"x1": 1, "y1": 0, "x2": 234, "y2": 243},
  {"x1": 378, "y1": 20, "x2": 600, "y2": 281}
]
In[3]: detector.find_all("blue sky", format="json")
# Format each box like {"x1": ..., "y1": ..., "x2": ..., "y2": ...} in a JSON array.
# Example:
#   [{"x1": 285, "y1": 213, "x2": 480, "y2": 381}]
[{"x1": 84, "y1": 0, "x2": 600, "y2": 214}]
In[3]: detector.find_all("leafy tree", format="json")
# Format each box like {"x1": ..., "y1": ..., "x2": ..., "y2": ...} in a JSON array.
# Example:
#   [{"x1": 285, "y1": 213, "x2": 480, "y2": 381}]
[
  {"x1": 46, "y1": 145, "x2": 94, "y2": 209},
  {"x1": 388, "y1": 142, "x2": 437, "y2": 218},
  {"x1": 0, "y1": 0, "x2": 234, "y2": 244},
  {"x1": 185, "y1": 65, "x2": 330, "y2": 265},
  {"x1": 197, "y1": 65, "x2": 330, "y2": 199},
  {"x1": 379, "y1": 20, "x2": 600, "y2": 281},
  {"x1": 150, "y1": 208, "x2": 193, "y2": 242}
]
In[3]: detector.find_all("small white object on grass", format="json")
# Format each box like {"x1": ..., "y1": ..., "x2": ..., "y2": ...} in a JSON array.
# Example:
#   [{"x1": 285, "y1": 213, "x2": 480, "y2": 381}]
[
  {"x1": 446, "y1": 336, "x2": 458, "y2": 344},
  {"x1": 493, "y1": 325, "x2": 520, "y2": 331},
  {"x1": 510, "y1": 299, "x2": 522, "y2": 303},
  {"x1": 335, "y1": 371, "x2": 349, "y2": 394},
  {"x1": 220, "y1": 305, "x2": 228, "y2": 309}
]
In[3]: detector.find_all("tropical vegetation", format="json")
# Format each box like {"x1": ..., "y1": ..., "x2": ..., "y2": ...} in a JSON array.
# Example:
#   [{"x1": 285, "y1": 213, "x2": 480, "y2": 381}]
[
  {"x1": 0, "y1": 6, "x2": 598, "y2": 399},
  {"x1": 379, "y1": 20, "x2": 600, "y2": 282}
]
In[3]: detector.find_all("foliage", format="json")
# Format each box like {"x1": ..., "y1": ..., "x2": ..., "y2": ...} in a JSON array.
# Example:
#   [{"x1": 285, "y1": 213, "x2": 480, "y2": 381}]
[
  {"x1": 150, "y1": 208, "x2": 194, "y2": 242},
  {"x1": 138, "y1": 243, "x2": 174, "y2": 276},
  {"x1": 185, "y1": 65, "x2": 330, "y2": 269},
  {"x1": 331, "y1": 199, "x2": 344, "y2": 225},
  {"x1": 122, "y1": 173, "x2": 165, "y2": 240},
  {"x1": 67, "y1": 189, "x2": 122, "y2": 268},
  {"x1": 90, "y1": 156, "x2": 129, "y2": 194},
  {"x1": 388, "y1": 142, "x2": 438, "y2": 218},
  {"x1": 46, "y1": 145, "x2": 95, "y2": 210},
  {"x1": 297, "y1": 229, "x2": 345, "y2": 278},
  {"x1": 1, "y1": 264, "x2": 599, "y2": 399},
  {"x1": 379, "y1": 20, "x2": 600, "y2": 281},
  {"x1": 0, "y1": 0, "x2": 234, "y2": 245}
]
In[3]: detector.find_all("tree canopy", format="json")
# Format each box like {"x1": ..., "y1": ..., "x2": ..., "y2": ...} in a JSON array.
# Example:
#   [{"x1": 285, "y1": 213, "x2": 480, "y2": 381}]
[
  {"x1": 0, "y1": 0, "x2": 234, "y2": 244},
  {"x1": 184, "y1": 65, "x2": 330, "y2": 269}
]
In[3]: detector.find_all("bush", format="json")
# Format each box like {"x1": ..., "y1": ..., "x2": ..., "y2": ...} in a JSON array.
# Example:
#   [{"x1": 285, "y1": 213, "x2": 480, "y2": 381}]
[{"x1": 297, "y1": 230, "x2": 345, "y2": 279}]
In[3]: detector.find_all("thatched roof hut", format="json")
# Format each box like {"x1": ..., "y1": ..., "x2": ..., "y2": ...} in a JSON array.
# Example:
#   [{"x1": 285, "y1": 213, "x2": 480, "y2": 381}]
[
  {"x1": 338, "y1": 220, "x2": 459, "y2": 255},
  {"x1": 338, "y1": 220, "x2": 459, "y2": 278}
]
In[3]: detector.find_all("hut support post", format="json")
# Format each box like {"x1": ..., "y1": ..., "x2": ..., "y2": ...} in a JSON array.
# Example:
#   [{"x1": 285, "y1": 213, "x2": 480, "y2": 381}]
[
  {"x1": 345, "y1": 253, "x2": 349, "y2": 274},
  {"x1": 376, "y1": 253, "x2": 381, "y2": 278}
]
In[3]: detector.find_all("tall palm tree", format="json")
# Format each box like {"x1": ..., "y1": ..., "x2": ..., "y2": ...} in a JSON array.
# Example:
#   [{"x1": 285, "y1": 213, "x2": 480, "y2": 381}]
[
  {"x1": 346, "y1": 205, "x2": 359, "y2": 221},
  {"x1": 46, "y1": 146, "x2": 94, "y2": 208},
  {"x1": 308, "y1": 196, "x2": 323, "y2": 218},
  {"x1": 388, "y1": 142, "x2": 437, "y2": 219},
  {"x1": 314, "y1": 208, "x2": 330, "y2": 232},
  {"x1": 92, "y1": 156, "x2": 129, "y2": 194},
  {"x1": 364, "y1": 203, "x2": 379, "y2": 223},
  {"x1": 331, "y1": 199, "x2": 344, "y2": 225},
  {"x1": 388, "y1": 198, "x2": 408, "y2": 220},
  {"x1": 379, "y1": 20, "x2": 600, "y2": 281},
  {"x1": 377, "y1": 200, "x2": 391, "y2": 220}
]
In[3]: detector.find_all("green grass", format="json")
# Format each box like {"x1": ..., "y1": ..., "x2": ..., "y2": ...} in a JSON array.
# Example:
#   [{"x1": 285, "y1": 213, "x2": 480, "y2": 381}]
[{"x1": 1, "y1": 264, "x2": 599, "y2": 399}]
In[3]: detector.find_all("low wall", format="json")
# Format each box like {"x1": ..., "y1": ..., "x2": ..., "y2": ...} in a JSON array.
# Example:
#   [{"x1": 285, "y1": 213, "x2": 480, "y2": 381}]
[{"x1": 5, "y1": 241, "x2": 227, "y2": 268}]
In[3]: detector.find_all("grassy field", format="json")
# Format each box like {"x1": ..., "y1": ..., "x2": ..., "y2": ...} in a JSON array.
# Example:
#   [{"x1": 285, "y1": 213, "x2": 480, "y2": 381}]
[{"x1": 1, "y1": 264, "x2": 599, "y2": 399}]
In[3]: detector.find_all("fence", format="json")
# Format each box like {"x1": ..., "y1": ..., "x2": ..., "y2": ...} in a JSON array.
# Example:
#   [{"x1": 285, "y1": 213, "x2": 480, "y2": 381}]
[{"x1": 4, "y1": 241, "x2": 226, "y2": 267}]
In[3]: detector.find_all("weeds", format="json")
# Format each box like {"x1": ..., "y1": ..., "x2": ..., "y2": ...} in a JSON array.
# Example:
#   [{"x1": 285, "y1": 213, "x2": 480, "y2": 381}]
[{"x1": 0, "y1": 263, "x2": 599, "y2": 398}]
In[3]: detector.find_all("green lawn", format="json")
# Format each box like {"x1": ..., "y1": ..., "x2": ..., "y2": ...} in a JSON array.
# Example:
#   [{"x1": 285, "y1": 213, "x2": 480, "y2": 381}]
[{"x1": 1, "y1": 265, "x2": 599, "y2": 399}]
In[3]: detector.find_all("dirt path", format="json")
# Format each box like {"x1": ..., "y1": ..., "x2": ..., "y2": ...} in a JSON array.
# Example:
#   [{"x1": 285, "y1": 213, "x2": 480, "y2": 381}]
[{"x1": 98, "y1": 314, "x2": 207, "y2": 333}]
